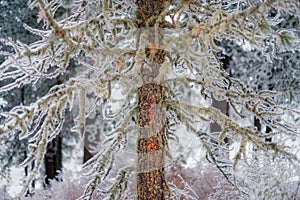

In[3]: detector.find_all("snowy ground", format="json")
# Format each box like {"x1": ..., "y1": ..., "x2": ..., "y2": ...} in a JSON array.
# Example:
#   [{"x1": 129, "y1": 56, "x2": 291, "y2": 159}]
[{"x1": 1, "y1": 140, "x2": 83, "y2": 199}]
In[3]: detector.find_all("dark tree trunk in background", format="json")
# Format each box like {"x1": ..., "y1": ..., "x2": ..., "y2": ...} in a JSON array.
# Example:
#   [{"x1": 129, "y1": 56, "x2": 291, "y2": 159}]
[
  {"x1": 210, "y1": 98, "x2": 229, "y2": 133},
  {"x1": 83, "y1": 146, "x2": 93, "y2": 163},
  {"x1": 83, "y1": 116, "x2": 102, "y2": 163},
  {"x1": 254, "y1": 117, "x2": 272, "y2": 142},
  {"x1": 21, "y1": 88, "x2": 35, "y2": 196},
  {"x1": 24, "y1": 151, "x2": 35, "y2": 197},
  {"x1": 44, "y1": 136, "x2": 62, "y2": 187},
  {"x1": 210, "y1": 56, "x2": 229, "y2": 142},
  {"x1": 265, "y1": 126, "x2": 272, "y2": 142},
  {"x1": 254, "y1": 82, "x2": 274, "y2": 141}
]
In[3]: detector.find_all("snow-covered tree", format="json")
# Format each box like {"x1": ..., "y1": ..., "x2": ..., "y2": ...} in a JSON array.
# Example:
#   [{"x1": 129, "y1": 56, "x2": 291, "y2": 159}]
[
  {"x1": 0, "y1": 0, "x2": 299, "y2": 199},
  {"x1": 0, "y1": 2, "x2": 78, "y2": 194},
  {"x1": 0, "y1": 0, "x2": 38, "y2": 178}
]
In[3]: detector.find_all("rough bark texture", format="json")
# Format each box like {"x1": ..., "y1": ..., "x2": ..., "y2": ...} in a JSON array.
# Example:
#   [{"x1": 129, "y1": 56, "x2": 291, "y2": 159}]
[
  {"x1": 137, "y1": 84, "x2": 169, "y2": 200},
  {"x1": 135, "y1": 0, "x2": 169, "y2": 199},
  {"x1": 135, "y1": 0, "x2": 166, "y2": 27}
]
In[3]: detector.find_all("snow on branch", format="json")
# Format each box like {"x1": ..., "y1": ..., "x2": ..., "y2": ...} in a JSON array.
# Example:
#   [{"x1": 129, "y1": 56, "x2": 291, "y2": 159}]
[
  {"x1": 0, "y1": 81, "x2": 79, "y2": 192},
  {"x1": 0, "y1": 35, "x2": 72, "y2": 92},
  {"x1": 80, "y1": 133, "x2": 128, "y2": 199},
  {"x1": 189, "y1": 0, "x2": 299, "y2": 54},
  {"x1": 164, "y1": 96, "x2": 299, "y2": 195},
  {"x1": 0, "y1": 0, "x2": 299, "y2": 199}
]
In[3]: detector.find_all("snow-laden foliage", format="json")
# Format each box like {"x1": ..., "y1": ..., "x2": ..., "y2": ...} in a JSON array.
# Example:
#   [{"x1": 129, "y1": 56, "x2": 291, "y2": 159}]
[
  {"x1": 226, "y1": 12, "x2": 300, "y2": 102},
  {"x1": 0, "y1": 0, "x2": 299, "y2": 199}
]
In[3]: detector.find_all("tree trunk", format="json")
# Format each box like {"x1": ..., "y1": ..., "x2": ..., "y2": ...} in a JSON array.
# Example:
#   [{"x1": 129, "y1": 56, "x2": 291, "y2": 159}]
[
  {"x1": 83, "y1": 146, "x2": 93, "y2": 163},
  {"x1": 137, "y1": 84, "x2": 169, "y2": 199},
  {"x1": 211, "y1": 55, "x2": 229, "y2": 143},
  {"x1": 83, "y1": 116, "x2": 101, "y2": 163},
  {"x1": 254, "y1": 117, "x2": 272, "y2": 142},
  {"x1": 44, "y1": 136, "x2": 62, "y2": 187},
  {"x1": 210, "y1": 98, "x2": 229, "y2": 133},
  {"x1": 135, "y1": 1, "x2": 169, "y2": 199},
  {"x1": 24, "y1": 151, "x2": 35, "y2": 196}
]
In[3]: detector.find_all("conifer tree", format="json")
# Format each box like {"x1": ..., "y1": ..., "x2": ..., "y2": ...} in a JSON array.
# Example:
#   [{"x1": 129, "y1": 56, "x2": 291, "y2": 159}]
[{"x1": 0, "y1": 0, "x2": 299, "y2": 199}]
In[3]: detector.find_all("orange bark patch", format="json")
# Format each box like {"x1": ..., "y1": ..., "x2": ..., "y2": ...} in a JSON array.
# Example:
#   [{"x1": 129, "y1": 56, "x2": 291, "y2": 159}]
[
  {"x1": 147, "y1": 92, "x2": 156, "y2": 104},
  {"x1": 148, "y1": 107, "x2": 155, "y2": 126},
  {"x1": 146, "y1": 141, "x2": 159, "y2": 151},
  {"x1": 149, "y1": 43, "x2": 159, "y2": 54}
]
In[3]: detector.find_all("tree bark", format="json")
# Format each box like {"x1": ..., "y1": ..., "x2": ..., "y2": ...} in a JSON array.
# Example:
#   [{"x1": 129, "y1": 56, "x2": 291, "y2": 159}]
[
  {"x1": 44, "y1": 136, "x2": 62, "y2": 187},
  {"x1": 137, "y1": 84, "x2": 169, "y2": 200},
  {"x1": 135, "y1": 0, "x2": 169, "y2": 199}
]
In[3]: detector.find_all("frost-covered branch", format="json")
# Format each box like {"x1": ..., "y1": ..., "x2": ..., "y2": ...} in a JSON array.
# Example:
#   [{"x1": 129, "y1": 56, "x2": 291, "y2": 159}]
[
  {"x1": 0, "y1": 0, "x2": 299, "y2": 199},
  {"x1": 165, "y1": 99, "x2": 298, "y2": 166},
  {"x1": 80, "y1": 133, "x2": 127, "y2": 199},
  {"x1": 180, "y1": 71, "x2": 298, "y2": 136},
  {"x1": 0, "y1": 74, "x2": 117, "y2": 195}
]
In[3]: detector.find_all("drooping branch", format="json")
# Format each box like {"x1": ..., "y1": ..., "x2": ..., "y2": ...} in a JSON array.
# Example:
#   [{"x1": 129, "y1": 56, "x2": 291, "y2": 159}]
[
  {"x1": 164, "y1": 99, "x2": 298, "y2": 163},
  {"x1": 80, "y1": 132, "x2": 127, "y2": 200},
  {"x1": 167, "y1": 73, "x2": 298, "y2": 137}
]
